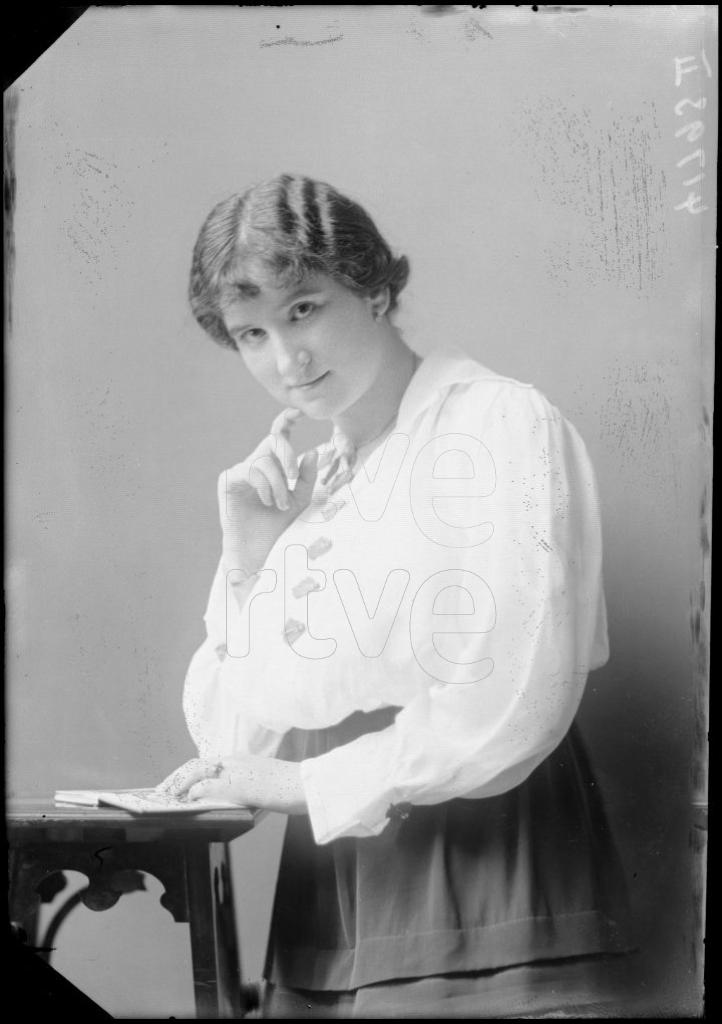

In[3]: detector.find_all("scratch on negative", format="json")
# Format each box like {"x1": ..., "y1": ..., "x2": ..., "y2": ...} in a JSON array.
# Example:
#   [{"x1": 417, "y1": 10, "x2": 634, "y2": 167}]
[
  {"x1": 519, "y1": 98, "x2": 666, "y2": 294},
  {"x1": 261, "y1": 34, "x2": 343, "y2": 49}
]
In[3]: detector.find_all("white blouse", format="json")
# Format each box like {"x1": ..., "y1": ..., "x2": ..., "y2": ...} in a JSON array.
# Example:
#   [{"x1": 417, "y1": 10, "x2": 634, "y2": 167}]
[{"x1": 184, "y1": 347, "x2": 609, "y2": 845}]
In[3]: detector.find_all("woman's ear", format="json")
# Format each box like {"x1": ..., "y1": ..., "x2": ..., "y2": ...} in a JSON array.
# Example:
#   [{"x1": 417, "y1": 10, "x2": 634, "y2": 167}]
[{"x1": 368, "y1": 287, "x2": 391, "y2": 321}]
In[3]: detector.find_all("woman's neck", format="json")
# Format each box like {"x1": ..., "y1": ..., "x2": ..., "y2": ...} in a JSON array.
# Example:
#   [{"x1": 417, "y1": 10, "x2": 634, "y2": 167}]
[{"x1": 331, "y1": 331, "x2": 420, "y2": 450}]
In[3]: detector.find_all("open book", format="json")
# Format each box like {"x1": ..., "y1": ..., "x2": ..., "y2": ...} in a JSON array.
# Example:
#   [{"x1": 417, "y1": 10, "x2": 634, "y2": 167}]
[{"x1": 54, "y1": 788, "x2": 243, "y2": 814}]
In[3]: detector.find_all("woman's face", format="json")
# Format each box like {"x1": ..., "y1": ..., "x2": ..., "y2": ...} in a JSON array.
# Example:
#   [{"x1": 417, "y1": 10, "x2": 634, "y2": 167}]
[{"x1": 220, "y1": 273, "x2": 388, "y2": 421}]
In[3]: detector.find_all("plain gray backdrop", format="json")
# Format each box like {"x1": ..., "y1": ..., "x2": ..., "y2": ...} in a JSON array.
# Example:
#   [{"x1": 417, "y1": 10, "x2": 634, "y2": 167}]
[{"x1": 6, "y1": 7, "x2": 714, "y2": 1017}]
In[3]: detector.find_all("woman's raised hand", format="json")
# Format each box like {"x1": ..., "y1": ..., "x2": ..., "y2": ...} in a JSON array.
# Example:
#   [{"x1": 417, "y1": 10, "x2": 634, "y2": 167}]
[{"x1": 219, "y1": 407, "x2": 319, "y2": 577}]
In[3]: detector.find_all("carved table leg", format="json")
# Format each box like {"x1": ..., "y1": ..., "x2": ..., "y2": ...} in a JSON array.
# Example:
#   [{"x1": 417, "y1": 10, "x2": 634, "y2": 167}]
[
  {"x1": 8, "y1": 845, "x2": 42, "y2": 946},
  {"x1": 211, "y1": 842, "x2": 243, "y2": 1018},
  {"x1": 9, "y1": 832, "x2": 247, "y2": 1019},
  {"x1": 185, "y1": 842, "x2": 243, "y2": 1019},
  {"x1": 185, "y1": 844, "x2": 219, "y2": 1018}
]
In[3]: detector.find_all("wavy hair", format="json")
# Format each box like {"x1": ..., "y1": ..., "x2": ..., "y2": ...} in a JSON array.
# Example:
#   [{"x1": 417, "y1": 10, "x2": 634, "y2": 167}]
[{"x1": 189, "y1": 174, "x2": 410, "y2": 350}]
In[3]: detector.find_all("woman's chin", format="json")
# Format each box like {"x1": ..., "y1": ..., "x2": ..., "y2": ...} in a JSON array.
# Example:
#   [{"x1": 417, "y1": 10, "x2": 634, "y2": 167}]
[{"x1": 293, "y1": 394, "x2": 345, "y2": 421}]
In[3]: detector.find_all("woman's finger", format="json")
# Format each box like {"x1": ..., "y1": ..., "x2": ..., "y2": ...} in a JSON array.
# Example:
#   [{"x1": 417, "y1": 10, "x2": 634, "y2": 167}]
[
  {"x1": 155, "y1": 759, "x2": 201, "y2": 794},
  {"x1": 270, "y1": 406, "x2": 303, "y2": 438},
  {"x1": 218, "y1": 468, "x2": 256, "y2": 520},
  {"x1": 187, "y1": 778, "x2": 242, "y2": 804},
  {"x1": 249, "y1": 452, "x2": 291, "y2": 510},
  {"x1": 261, "y1": 451, "x2": 293, "y2": 510},
  {"x1": 247, "y1": 460, "x2": 274, "y2": 507},
  {"x1": 156, "y1": 759, "x2": 222, "y2": 798},
  {"x1": 272, "y1": 432, "x2": 300, "y2": 485},
  {"x1": 188, "y1": 779, "x2": 217, "y2": 801},
  {"x1": 270, "y1": 408, "x2": 303, "y2": 482},
  {"x1": 292, "y1": 449, "x2": 320, "y2": 509}
]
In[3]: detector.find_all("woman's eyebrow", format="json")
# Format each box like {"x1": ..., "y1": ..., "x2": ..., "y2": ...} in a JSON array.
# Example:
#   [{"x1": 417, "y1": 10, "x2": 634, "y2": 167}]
[
  {"x1": 283, "y1": 285, "x2": 325, "y2": 306},
  {"x1": 224, "y1": 317, "x2": 255, "y2": 336}
]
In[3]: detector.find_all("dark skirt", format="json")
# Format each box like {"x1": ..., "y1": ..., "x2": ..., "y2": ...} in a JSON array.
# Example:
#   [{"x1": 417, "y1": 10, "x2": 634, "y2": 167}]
[
  {"x1": 265, "y1": 708, "x2": 632, "y2": 994},
  {"x1": 262, "y1": 954, "x2": 640, "y2": 1018}
]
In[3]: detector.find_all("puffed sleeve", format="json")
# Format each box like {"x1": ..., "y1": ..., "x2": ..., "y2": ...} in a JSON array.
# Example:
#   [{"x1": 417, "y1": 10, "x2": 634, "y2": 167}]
[
  {"x1": 183, "y1": 557, "x2": 285, "y2": 761},
  {"x1": 299, "y1": 384, "x2": 609, "y2": 844}
]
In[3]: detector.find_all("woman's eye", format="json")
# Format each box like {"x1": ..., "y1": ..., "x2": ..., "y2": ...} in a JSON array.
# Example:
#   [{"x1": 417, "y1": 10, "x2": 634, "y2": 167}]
[
  {"x1": 292, "y1": 301, "x2": 317, "y2": 321},
  {"x1": 239, "y1": 328, "x2": 266, "y2": 345}
]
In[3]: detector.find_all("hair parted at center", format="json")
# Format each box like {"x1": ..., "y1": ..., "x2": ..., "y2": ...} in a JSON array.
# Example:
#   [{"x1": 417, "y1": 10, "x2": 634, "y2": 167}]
[{"x1": 189, "y1": 174, "x2": 410, "y2": 350}]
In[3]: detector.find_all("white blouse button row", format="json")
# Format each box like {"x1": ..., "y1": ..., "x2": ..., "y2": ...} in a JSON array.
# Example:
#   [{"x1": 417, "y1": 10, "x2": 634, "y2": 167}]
[{"x1": 283, "y1": 536, "x2": 333, "y2": 645}]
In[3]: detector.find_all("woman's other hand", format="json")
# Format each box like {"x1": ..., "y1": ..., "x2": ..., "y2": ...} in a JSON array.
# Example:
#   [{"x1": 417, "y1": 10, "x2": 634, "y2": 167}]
[
  {"x1": 219, "y1": 407, "x2": 319, "y2": 577},
  {"x1": 156, "y1": 755, "x2": 307, "y2": 814}
]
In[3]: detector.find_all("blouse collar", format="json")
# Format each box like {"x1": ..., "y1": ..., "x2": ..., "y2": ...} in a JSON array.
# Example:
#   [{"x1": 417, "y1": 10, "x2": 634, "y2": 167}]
[
  {"x1": 315, "y1": 347, "x2": 518, "y2": 497},
  {"x1": 325, "y1": 346, "x2": 513, "y2": 452},
  {"x1": 394, "y1": 345, "x2": 512, "y2": 433}
]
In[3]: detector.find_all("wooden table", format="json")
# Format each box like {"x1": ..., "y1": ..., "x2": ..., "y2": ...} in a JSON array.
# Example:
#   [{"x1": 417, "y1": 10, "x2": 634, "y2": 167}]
[{"x1": 7, "y1": 799, "x2": 256, "y2": 1018}]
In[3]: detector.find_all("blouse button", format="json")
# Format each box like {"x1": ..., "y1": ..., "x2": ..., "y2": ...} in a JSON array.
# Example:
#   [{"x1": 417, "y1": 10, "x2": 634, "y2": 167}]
[
  {"x1": 291, "y1": 577, "x2": 322, "y2": 598},
  {"x1": 282, "y1": 619, "x2": 306, "y2": 645},
  {"x1": 308, "y1": 537, "x2": 332, "y2": 560}
]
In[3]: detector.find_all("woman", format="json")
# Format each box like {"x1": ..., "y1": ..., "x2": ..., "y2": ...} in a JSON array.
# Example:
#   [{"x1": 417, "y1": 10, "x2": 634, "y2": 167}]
[{"x1": 160, "y1": 174, "x2": 632, "y2": 1017}]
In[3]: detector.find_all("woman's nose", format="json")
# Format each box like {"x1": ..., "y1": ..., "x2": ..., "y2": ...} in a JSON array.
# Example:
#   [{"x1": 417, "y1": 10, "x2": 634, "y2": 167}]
[{"x1": 273, "y1": 339, "x2": 312, "y2": 380}]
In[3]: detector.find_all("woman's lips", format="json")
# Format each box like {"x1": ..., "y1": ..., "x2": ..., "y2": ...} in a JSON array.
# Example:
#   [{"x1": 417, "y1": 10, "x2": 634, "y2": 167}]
[{"x1": 293, "y1": 371, "x2": 330, "y2": 391}]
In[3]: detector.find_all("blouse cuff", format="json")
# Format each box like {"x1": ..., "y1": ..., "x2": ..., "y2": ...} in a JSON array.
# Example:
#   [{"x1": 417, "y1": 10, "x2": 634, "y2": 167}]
[{"x1": 299, "y1": 732, "x2": 397, "y2": 844}]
